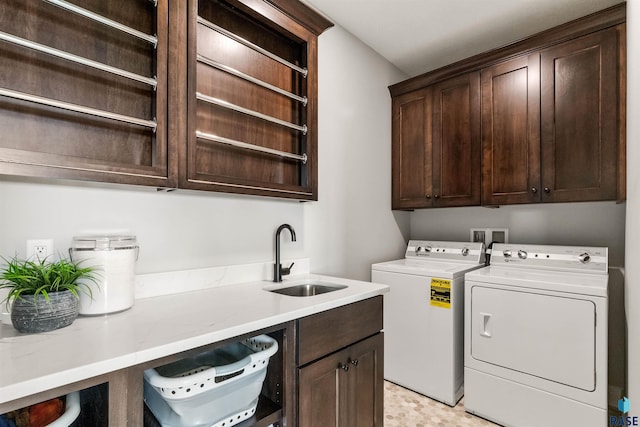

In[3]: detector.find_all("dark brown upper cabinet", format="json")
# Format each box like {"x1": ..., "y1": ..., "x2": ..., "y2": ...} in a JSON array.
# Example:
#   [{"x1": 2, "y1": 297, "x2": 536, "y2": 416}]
[
  {"x1": 175, "y1": 0, "x2": 331, "y2": 200},
  {"x1": 391, "y1": 88, "x2": 432, "y2": 209},
  {"x1": 0, "y1": 0, "x2": 171, "y2": 187},
  {"x1": 484, "y1": 28, "x2": 622, "y2": 206},
  {"x1": 481, "y1": 54, "x2": 541, "y2": 205},
  {"x1": 392, "y1": 72, "x2": 481, "y2": 210},
  {"x1": 539, "y1": 28, "x2": 620, "y2": 203},
  {"x1": 432, "y1": 72, "x2": 481, "y2": 207},
  {"x1": 390, "y1": 3, "x2": 626, "y2": 209},
  {"x1": 0, "y1": 0, "x2": 331, "y2": 200}
]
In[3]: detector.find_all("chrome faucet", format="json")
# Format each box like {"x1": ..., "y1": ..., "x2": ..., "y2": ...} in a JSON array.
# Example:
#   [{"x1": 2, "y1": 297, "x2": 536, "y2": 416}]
[{"x1": 274, "y1": 224, "x2": 296, "y2": 282}]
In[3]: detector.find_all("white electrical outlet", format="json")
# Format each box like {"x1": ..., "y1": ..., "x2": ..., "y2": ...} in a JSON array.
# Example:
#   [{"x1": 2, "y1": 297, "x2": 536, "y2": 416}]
[{"x1": 26, "y1": 239, "x2": 54, "y2": 260}]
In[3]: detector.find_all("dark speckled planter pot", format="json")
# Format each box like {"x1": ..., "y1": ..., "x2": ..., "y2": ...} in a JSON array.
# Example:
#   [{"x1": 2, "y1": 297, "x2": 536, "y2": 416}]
[{"x1": 11, "y1": 290, "x2": 79, "y2": 333}]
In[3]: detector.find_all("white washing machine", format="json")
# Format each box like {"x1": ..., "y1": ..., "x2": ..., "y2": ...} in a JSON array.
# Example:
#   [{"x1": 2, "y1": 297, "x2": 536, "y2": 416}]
[
  {"x1": 371, "y1": 240, "x2": 485, "y2": 406},
  {"x1": 464, "y1": 243, "x2": 608, "y2": 427}
]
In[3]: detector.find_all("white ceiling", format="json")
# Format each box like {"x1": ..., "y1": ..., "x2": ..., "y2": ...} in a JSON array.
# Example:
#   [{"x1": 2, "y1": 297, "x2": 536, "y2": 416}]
[{"x1": 301, "y1": 0, "x2": 623, "y2": 77}]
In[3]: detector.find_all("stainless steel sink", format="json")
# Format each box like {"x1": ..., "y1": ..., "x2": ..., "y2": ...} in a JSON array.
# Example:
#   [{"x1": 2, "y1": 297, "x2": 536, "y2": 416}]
[{"x1": 265, "y1": 281, "x2": 347, "y2": 297}]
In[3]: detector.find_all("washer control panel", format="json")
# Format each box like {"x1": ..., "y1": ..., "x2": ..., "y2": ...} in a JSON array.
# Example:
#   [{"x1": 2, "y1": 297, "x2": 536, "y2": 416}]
[
  {"x1": 491, "y1": 243, "x2": 608, "y2": 273},
  {"x1": 406, "y1": 240, "x2": 485, "y2": 264}
]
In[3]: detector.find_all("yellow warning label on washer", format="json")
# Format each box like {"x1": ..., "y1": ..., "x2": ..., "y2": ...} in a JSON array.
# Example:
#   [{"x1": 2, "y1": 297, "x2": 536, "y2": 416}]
[{"x1": 430, "y1": 278, "x2": 451, "y2": 309}]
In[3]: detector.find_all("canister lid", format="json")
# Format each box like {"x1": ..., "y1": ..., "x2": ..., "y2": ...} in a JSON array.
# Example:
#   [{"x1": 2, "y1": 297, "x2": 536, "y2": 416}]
[{"x1": 71, "y1": 235, "x2": 137, "y2": 250}]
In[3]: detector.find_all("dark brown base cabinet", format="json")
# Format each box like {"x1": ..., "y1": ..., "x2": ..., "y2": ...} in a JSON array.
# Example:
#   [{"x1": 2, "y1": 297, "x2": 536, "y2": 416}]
[
  {"x1": 299, "y1": 334, "x2": 383, "y2": 427},
  {"x1": 390, "y1": 3, "x2": 626, "y2": 209},
  {"x1": 1, "y1": 297, "x2": 386, "y2": 427},
  {"x1": 0, "y1": 324, "x2": 295, "y2": 427},
  {"x1": 296, "y1": 297, "x2": 384, "y2": 427},
  {"x1": 0, "y1": 0, "x2": 332, "y2": 200}
]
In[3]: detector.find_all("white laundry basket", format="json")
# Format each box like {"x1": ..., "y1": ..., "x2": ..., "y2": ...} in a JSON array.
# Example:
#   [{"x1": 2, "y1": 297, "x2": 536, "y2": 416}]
[{"x1": 144, "y1": 335, "x2": 278, "y2": 427}]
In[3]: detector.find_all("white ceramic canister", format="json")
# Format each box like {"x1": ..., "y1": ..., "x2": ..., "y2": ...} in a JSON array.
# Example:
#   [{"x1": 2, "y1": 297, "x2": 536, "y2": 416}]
[{"x1": 70, "y1": 235, "x2": 139, "y2": 315}]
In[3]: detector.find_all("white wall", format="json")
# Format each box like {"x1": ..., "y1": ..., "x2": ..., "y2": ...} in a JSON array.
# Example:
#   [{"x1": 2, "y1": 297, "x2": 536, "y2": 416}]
[
  {"x1": 626, "y1": 0, "x2": 639, "y2": 410},
  {"x1": 411, "y1": 202, "x2": 626, "y2": 266},
  {"x1": 304, "y1": 25, "x2": 410, "y2": 280},
  {"x1": 0, "y1": 24, "x2": 409, "y2": 283},
  {"x1": 0, "y1": 178, "x2": 306, "y2": 273}
]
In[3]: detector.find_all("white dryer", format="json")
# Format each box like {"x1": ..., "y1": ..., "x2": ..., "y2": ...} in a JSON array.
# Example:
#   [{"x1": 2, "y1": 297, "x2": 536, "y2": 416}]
[
  {"x1": 464, "y1": 243, "x2": 608, "y2": 427},
  {"x1": 371, "y1": 240, "x2": 485, "y2": 406}
]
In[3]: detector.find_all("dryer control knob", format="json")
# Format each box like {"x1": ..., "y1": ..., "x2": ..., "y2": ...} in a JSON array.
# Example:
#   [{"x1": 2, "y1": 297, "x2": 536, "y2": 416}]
[
  {"x1": 425, "y1": 246, "x2": 432, "y2": 253},
  {"x1": 518, "y1": 250, "x2": 528, "y2": 259},
  {"x1": 461, "y1": 248, "x2": 469, "y2": 256},
  {"x1": 503, "y1": 249, "x2": 512, "y2": 258},
  {"x1": 578, "y1": 253, "x2": 591, "y2": 263}
]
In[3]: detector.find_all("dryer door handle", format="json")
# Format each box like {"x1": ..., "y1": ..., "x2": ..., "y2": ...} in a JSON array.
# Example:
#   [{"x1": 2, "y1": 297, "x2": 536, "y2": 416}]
[{"x1": 480, "y1": 312, "x2": 492, "y2": 337}]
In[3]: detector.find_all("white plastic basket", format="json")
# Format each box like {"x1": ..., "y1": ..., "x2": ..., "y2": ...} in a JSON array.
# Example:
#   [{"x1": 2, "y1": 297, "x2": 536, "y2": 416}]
[{"x1": 144, "y1": 334, "x2": 278, "y2": 427}]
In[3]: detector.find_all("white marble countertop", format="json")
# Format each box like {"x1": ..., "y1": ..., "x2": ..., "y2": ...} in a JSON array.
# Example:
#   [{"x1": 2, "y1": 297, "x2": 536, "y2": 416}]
[{"x1": 0, "y1": 273, "x2": 388, "y2": 405}]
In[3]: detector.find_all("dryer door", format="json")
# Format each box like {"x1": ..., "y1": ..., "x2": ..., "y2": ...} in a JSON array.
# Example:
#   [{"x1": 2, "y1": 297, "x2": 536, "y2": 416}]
[{"x1": 470, "y1": 286, "x2": 596, "y2": 391}]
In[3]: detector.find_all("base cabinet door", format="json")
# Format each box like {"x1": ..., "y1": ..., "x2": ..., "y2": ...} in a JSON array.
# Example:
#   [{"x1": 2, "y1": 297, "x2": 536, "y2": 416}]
[{"x1": 298, "y1": 334, "x2": 384, "y2": 427}]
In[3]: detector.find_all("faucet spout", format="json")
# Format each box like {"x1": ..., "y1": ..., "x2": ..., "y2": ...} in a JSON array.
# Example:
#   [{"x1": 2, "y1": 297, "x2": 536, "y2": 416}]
[{"x1": 274, "y1": 224, "x2": 296, "y2": 282}]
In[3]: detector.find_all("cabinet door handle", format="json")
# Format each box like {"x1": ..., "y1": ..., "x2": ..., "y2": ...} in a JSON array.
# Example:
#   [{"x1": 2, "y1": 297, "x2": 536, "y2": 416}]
[
  {"x1": 544, "y1": 187, "x2": 551, "y2": 193},
  {"x1": 339, "y1": 363, "x2": 349, "y2": 372},
  {"x1": 531, "y1": 187, "x2": 537, "y2": 193},
  {"x1": 426, "y1": 194, "x2": 431, "y2": 199},
  {"x1": 434, "y1": 194, "x2": 440, "y2": 199},
  {"x1": 350, "y1": 359, "x2": 359, "y2": 366}
]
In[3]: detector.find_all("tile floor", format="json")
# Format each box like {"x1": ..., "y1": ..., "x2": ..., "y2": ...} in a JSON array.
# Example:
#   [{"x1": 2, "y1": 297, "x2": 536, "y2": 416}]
[{"x1": 384, "y1": 381, "x2": 499, "y2": 427}]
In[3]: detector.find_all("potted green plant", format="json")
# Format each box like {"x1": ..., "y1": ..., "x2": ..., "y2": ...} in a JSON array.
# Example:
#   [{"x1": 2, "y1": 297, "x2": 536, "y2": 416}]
[{"x1": 0, "y1": 256, "x2": 97, "y2": 333}]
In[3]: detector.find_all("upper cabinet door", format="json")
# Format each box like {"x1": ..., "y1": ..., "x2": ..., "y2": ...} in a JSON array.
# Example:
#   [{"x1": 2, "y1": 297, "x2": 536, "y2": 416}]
[
  {"x1": 432, "y1": 72, "x2": 481, "y2": 207},
  {"x1": 391, "y1": 88, "x2": 432, "y2": 210},
  {"x1": 540, "y1": 28, "x2": 619, "y2": 203},
  {"x1": 178, "y1": 0, "x2": 329, "y2": 200},
  {"x1": 0, "y1": 0, "x2": 171, "y2": 187},
  {"x1": 481, "y1": 54, "x2": 541, "y2": 205}
]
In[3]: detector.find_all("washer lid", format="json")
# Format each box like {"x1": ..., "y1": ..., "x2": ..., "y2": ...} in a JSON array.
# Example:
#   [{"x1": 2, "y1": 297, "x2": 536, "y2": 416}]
[
  {"x1": 372, "y1": 258, "x2": 485, "y2": 278},
  {"x1": 465, "y1": 266, "x2": 608, "y2": 297}
]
